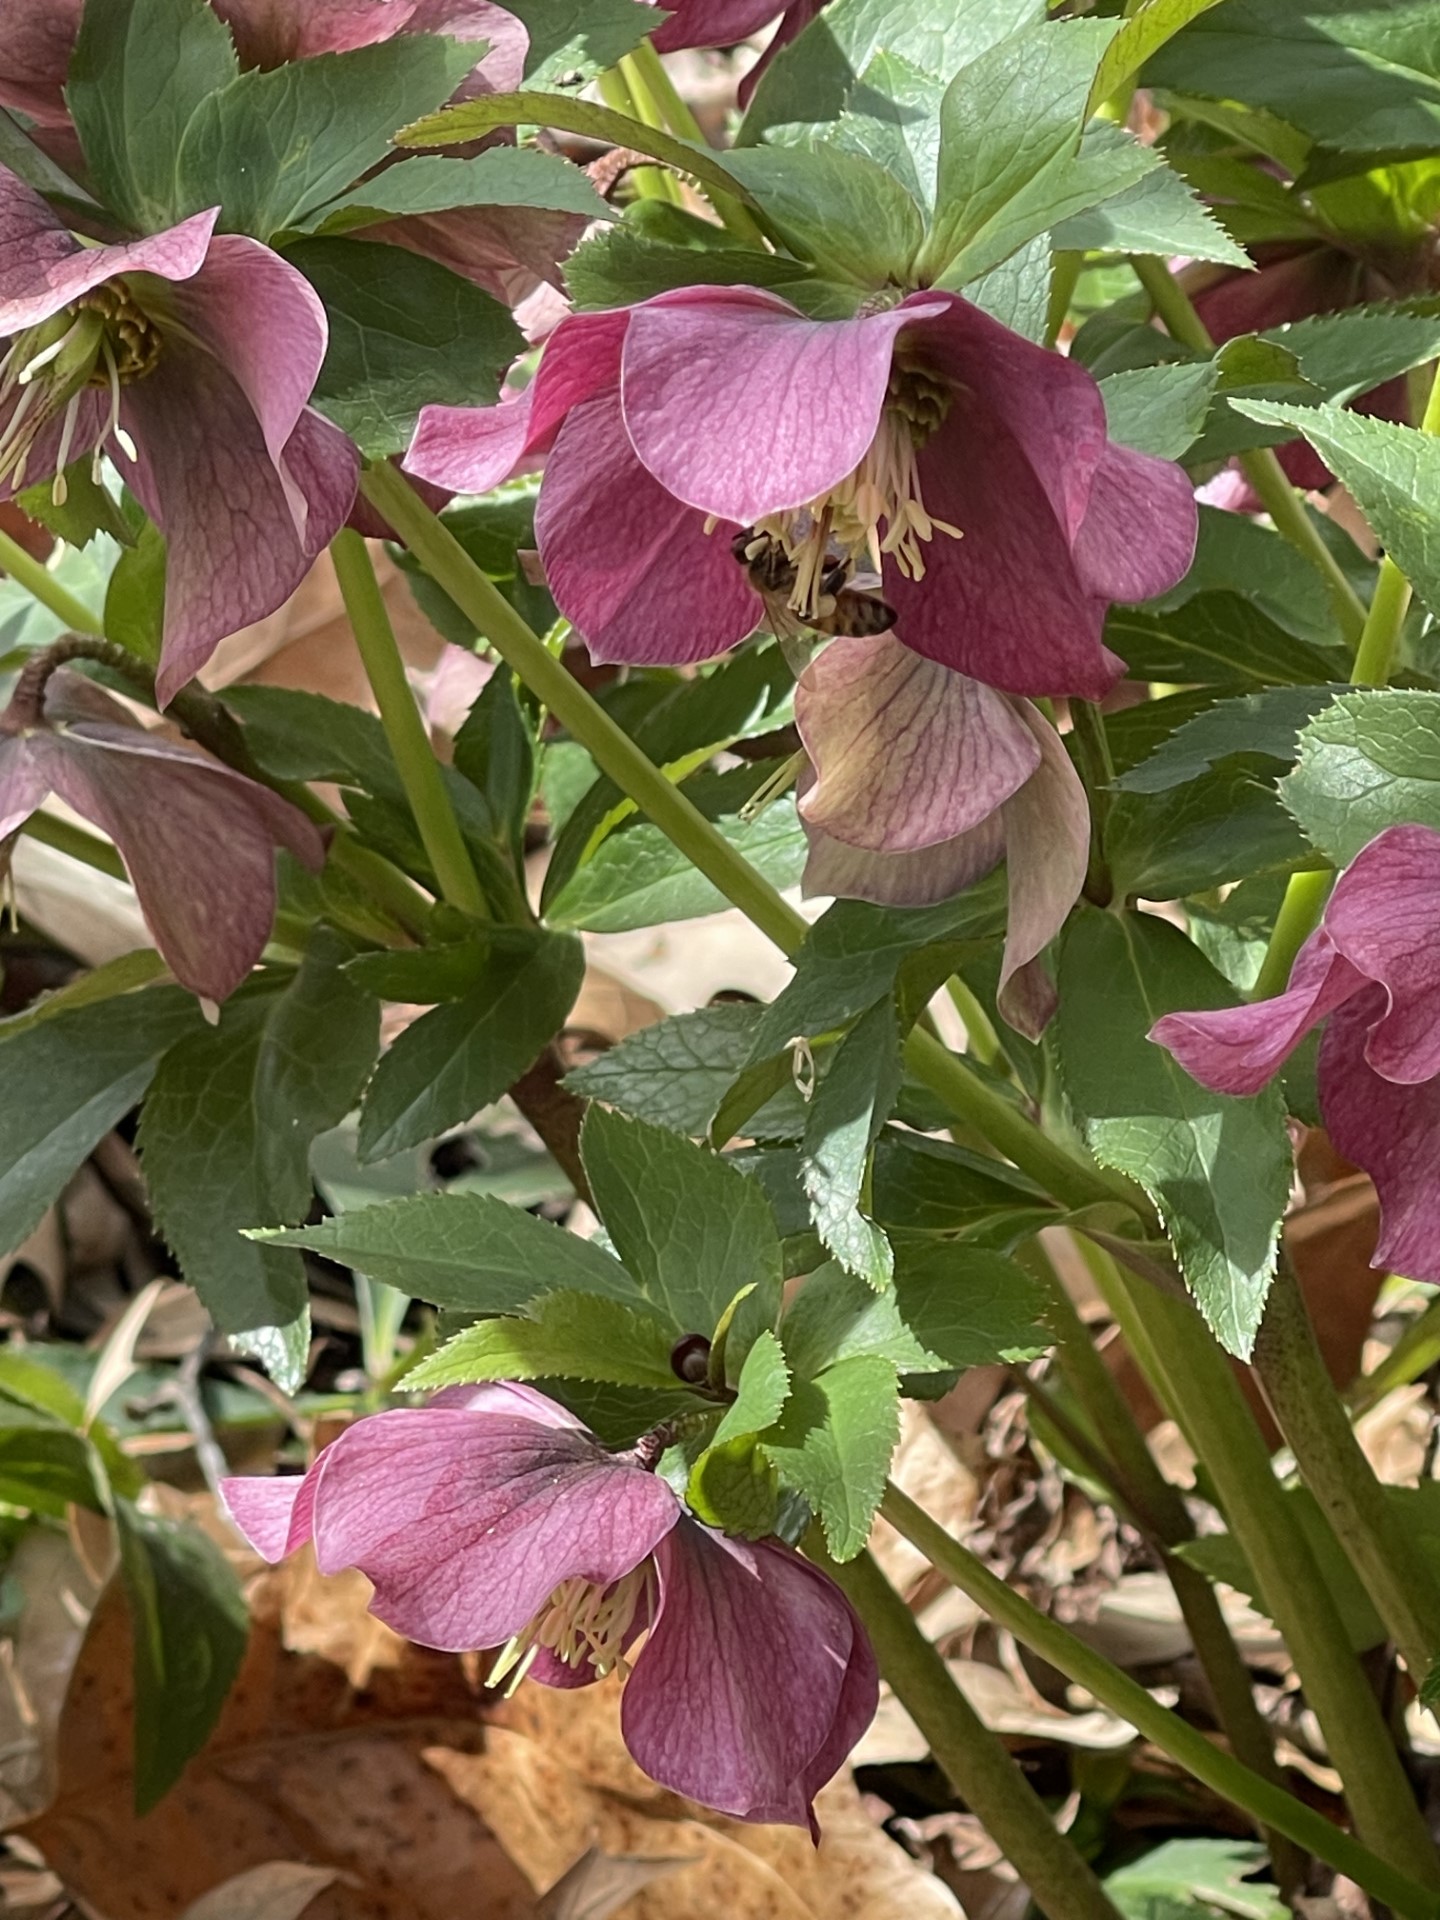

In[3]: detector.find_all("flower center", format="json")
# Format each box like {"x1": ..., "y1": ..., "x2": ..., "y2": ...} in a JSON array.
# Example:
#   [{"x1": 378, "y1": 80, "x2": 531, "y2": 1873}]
[
  {"x1": 0, "y1": 278, "x2": 161, "y2": 504},
  {"x1": 748, "y1": 367, "x2": 961, "y2": 623},
  {"x1": 486, "y1": 1561, "x2": 654, "y2": 1695}
]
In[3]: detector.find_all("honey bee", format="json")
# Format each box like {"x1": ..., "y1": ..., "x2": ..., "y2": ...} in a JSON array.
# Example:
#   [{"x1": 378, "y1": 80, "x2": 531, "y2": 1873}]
[{"x1": 731, "y1": 527, "x2": 896, "y2": 640}]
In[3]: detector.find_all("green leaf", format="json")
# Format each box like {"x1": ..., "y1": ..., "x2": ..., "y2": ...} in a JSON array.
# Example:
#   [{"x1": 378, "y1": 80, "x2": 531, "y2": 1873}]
[
  {"x1": 175, "y1": 38, "x2": 477, "y2": 237},
  {"x1": 712, "y1": 1329, "x2": 791, "y2": 1445},
  {"x1": 1107, "y1": 764, "x2": 1314, "y2": 901},
  {"x1": 405, "y1": 1290, "x2": 682, "y2": 1391},
  {"x1": 139, "y1": 937, "x2": 380, "y2": 1333},
  {"x1": 1106, "y1": 593, "x2": 1346, "y2": 688},
  {"x1": 1152, "y1": 508, "x2": 1339, "y2": 646},
  {"x1": 257, "y1": 1190, "x2": 643, "y2": 1309},
  {"x1": 68, "y1": 0, "x2": 238, "y2": 233},
  {"x1": 920, "y1": 19, "x2": 1120, "y2": 284},
  {"x1": 566, "y1": 1004, "x2": 810, "y2": 1139},
  {"x1": 801, "y1": 1000, "x2": 902, "y2": 1289},
  {"x1": 685, "y1": 1435, "x2": 780, "y2": 1539},
  {"x1": 287, "y1": 237, "x2": 521, "y2": 457},
  {"x1": 1090, "y1": 0, "x2": 1227, "y2": 110},
  {"x1": 892, "y1": 1241, "x2": 1051, "y2": 1367},
  {"x1": 20, "y1": 462, "x2": 131, "y2": 550},
  {"x1": 222, "y1": 685, "x2": 396, "y2": 789},
  {"x1": 104, "y1": 522, "x2": 167, "y2": 666},
  {"x1": 453, "y1": 668, "x2": 536, "y2": 861},
  {"x1": 564, "y1": 218, "x2": 842, "y2": 316},
  {"x1": 307, "y1": 145, "x2": 611, "y2": 230},
  {"x1": 763, "y1": 1353, "x2": 899, "y2": 1561},
  {"x1": 508, "y1": 0, "x2": 657, "y2": 87},
  {"x1": 1056, "y1": 909, "x2": 1293, "y2": 1358},
  {"x1": 1233, "y1": 399, "x2": 1440, "y2": 621},
  {"x1": 1105, "y1": 1840, "x2": 1287, "y2": 1920},
  {"x1": 1283, "y1": 688, "x2": 1440, "y2": 863},
  {"x1": 825, "y1": 51, "x2": 945, "y2": 213},
  {"x1": 1099, "y1": 362, "x2": 1220, "y2": 459},
  {"x1": 1117, "y1": 686, "x2": 1343, "y2": 793},
  {"x1": 581, "y1": 1107, "x2": 783, "y2": 1358},
  {"x1": 718, "y1": 146, "x2": 924, "y2": 286},
  {"x1": 114, "y1": 1499, "x2": 248, "y2": 1814},
  {"x1": 0, "y1": 1411, "x2": 107, "y2": 1516},
  {"x1": 965, "y1": 232, "x2": 1051, "y2": 341},
  {"x1": 1052, "y1": 151, "x2": 1248, "y2": 264},
  {"x1": 871, "y1": 1131, "x2": 1053, "y2": 1233},
  {"x1": 357, "y1": 931, "x2": 583, "y2": 1161},
  {"x1": 782, "y1": 1261, "x2": 945, "y2": 1379},
  {"x1": 398, "y1": 91, "x2": 759, "y2": 217},
  {"x1": 0, "y1": 990, "x2": 201, "y2": 1259},
  {"x1": 233, "y1": 1313, "x2": 311, "y2": 1399},
  {"x1": 1263, "y1": 305, "x2": 1440, "y2": 406}
]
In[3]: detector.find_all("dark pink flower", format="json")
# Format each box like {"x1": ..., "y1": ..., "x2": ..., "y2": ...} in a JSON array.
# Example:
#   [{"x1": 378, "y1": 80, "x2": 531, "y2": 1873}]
[
  {"x1": 795, "y1": 635, "x2": 1090, "y2": 1037},
  {"x1": 222, "y1": 1382, "x2": 876, "y2": 1831},
  {"x1": 649, "y1": 0, "x2": 826, "y2": 104},
  {"x1": 0, "y1": 169, "x2": 358, "y2": 703},
  {"x1": 407, "y1": 287, "x2": 1196, "y2": 700},
  {"x1": 0, "y1": 666, "x2": 323, "y2": 1000},
  {"x1": 1150, "y1": 824, "x2": 1440, "y2": 1283},
  {"x1": 0, "y1": 0, "x2": 80, "y2": 126}
]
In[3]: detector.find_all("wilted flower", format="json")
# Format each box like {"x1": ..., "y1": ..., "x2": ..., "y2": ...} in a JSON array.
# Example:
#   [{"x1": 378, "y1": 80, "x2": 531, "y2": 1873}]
[
  {"x1": 0, "y1": 665, "x2": 323, "y2": 1000},
  {"x1": 795, "y1": 634, "x2": 1089, "y2": 1036},
  {"x1": 408, "y1": 287, "x2": 1197, "y2": 700},
  {"x1": 1150, "y1": 824, "x2": 1440, "y2": 1282},
  {"x1": 0, "y1": 169, "x2": 358, "y2": 703},
  {"x1": 222, "y1": 1381, "x2": 877, "y2": 1831}
]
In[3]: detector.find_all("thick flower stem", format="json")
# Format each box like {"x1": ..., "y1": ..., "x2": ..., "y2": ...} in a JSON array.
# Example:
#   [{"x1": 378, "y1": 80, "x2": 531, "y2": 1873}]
[
  {"x1": 815, "y1": 1546, "x2": 1127, "y2": 1920},
  {"x1": 879, "y1": 1485, "x2": 1440, "y2": 1918},
  {"x1": 331, "y1": 529, "x2": 487, "y2": 919},
  {"x1": 0, "y1": 527, "x2": 104, "y2": 636},
  {"x1": 362, "y1": 460, "x2": 1144, "y2": 1215},
  {"x1": 1352, "y1": 1290, "x2": 1440, "y2": 1413},
  {"x1": 1250, "y1": 866, "x2": 1333, "y2": 1001},
  {"x1": 623, "y1": 37, "x2": 773, "y2": 247},
  {"x1": 1253, "y1": 1258, "x2": 1440, "y2": 1692},
  {"x1": 1095, "y1": 1261, "x2": 1440, "y2": 1887},
  {"x1": 595, "y1": 66, "x2": 679, "y2": 203},
  {"x1": 1126, "y1": 254, "x2": 1367, "y2": 650}
]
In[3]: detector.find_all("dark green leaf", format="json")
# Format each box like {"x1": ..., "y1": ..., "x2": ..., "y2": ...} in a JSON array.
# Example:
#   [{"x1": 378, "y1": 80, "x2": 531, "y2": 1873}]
[
  {"x1": 1283, "y1": 688, "x2": 1440, "y2": 862},
  {"x1": 405, "y1": 1290, "x2": 682, "y2": 1391},
  {"x1": 892, "y1": 1241, "x2": 1050, "y2": 1367},
  {"x1": 1056, "y1": 909, "x2": 1293, "y2": 1357},
  {"x1": 871, "y1": 1130, "x2": 1053, "y2": 1232},
  {"x1": 782, "y1": 1261, "x2": 946, "y2": 1379},
  {"x1": 19, "y1": 463, "x2": 131, "y2": 550},
  {"x1": 0, "y1": 990, "x2": 200, "y2": 1259},
  {"x1": 1116, "y1": 686, "x2": 1344, "y2": 792},
  {"x1": 1054, "y1": 152, "x2": 1247, "y2": 263},
  {"x1": 453, "y1": 668, "x2": 535, "y2": 860},
  {"x1": 1264, "y1": 305, "x2": 1440, "y2": 406},
  {"x1": 396, "y1": 487, "x2": 558, "y2": 640},
  {"x1": 719, "y1": 146, "x2": 924, "y2": 286},
  {"x1": 1150, "y1": 507, "x2": 1339, "y2": 645},
  {"x1": 1105, "y1": 593, "x2": 1346, "y2": 687},
  {"x1": 307, "y1": 145, "x2": 611, "y2": 230},
  {"x1": 104, "y1": 522, "x2": 167, "y2": 666},
  {"x1": 0, "y1": 1414, "x2": 107, "y2": 1516},
  {"x1": 358, "y1": 931, "x2": 582, "y2": 1160},
  {"x1": 139, "y1": 937, "x2": 380, "y2": 1333},
  {"x1": 1099, "y1": 361, "x2": 1220, "y2": 459},
  {"x1": 763, "y1": 1353, "x2": 899, "y2": 1560},
  {"x1": 68, "y1": 0, "x2": 238, "y2": 233},
  {"x1": 563, "y1": 218, "x2": 845, "y2": 316},
  {"x1": 508, "y1": 0, "x2": 656, "y2": 86},
  {"x1": 801, "y1": 1000, "x2": 902, "y2": 1289},
  {"x1": 1106, "y1": 769, "x2": 1315, "y2": 897},
  {"x1": 176, "y1": 38, "x2": 477, "y2": 237},
  {"x1": 114, "y1": 1499, "x2": 248, "y2": 1814},
  {"x1": 288, "y1": 237, "x2": 521, "y2": 457},
  {"x1": 567, "y1": 1004, "x2": 811, "y2": 1140},
  {"x1": 222, "y1": 684, "x2": 395, "y2": 789},
  {"x1": 258, "y1": 1189, "x2": 643, "y2": 1308}
]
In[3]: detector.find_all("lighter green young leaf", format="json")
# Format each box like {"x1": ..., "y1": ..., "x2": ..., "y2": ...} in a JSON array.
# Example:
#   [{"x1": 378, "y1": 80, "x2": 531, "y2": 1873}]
[
  {"x1": 763, "y1": 1353, "x2": 900, "y2": 1561},
  {"x1": 404, "y1": 1291, "x2": 682, "y2": 1392}
]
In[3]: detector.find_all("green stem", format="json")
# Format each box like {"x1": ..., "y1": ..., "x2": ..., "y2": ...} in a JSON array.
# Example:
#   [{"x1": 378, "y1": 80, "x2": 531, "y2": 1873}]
[
  {"x1": 596, "y1": 66, "x2": 674, "y2": 202},
  {"x1": 18, "y1": 809, "x2": 126, "y2": 880},
  {"x1": 1352, "y1": 1290, "x2": 1440, "y2": 1414},
  {"x1": 816, "y1": 1545, "x2": 1126, "y2": 1920},
  {"x1": 0, "y1": 528, "x2": 104, "y2": 636},
  {"x1": 880, "y1": 1485, "x2": 1439, "y2": 1919},
  {"x1": 1250, "y1": 866, "x2": 1334, "y2": 1001},
  {"x1": 1253, "y1": 1259, "x2": 1440, "y2": 1691},
  {"x1": 330, "y1": 529, "x2": 486, "y2": 918},
  {"x1": 1127, "y1": 254, "x2": 1367, "y2": 650},
  {"x1": 1046, "y1": 251, "x2": 1084, "y2": 349},
  {"x1": 624, "y1": 37, "x2": 771, "y2": 246},
  {"x1": 1103, "y1": 1265, "x2": 1440, "y2": 1885},
  {"x1": 945, "y1": 972, "x2": 1003, "y2": 1069}
]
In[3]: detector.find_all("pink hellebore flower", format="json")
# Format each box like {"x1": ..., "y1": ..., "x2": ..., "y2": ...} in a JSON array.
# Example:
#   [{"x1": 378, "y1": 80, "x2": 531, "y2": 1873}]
[
  {"x1": 0, "y1": 170, "x2": 358, "y2": 704},
  {"x1": 649, "y1": 0, "x2": 827, "y2": 105},
  {"x1": 222, "y1": 1382, "x2": 877, "y2": 1831},
  {"x1": 0, "y1": 666, "x2": 323, "y2": 1001},
  {"x1": 795, "y1": 635, "x2": 1090, "y2": 1037},
  {"x1": 1151, "y1": 824, "x2": 1440, "y2": 1284},
  {"x1": 407, "y1": 287, "x2": 1198, "y2": 700}
]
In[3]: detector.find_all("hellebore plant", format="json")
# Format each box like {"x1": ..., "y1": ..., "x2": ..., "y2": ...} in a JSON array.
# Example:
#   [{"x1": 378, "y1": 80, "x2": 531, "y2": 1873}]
[
  {"x1": 407, "y1": 286, "x2": 1198, "y2": 699},
  {"x1": 0, "y1": 169, "x2": 358, "y2": 703},
  {"x1": 1152, "y1": 824, "x2": 1440, "y2": 1286},
  {"x1": 222, "y1": 1382, "x2": 877, "y2": 1831},
  {"x1": 0, "y1": 661, "x2": 322, "y2": 1000},
  {"x1": 795, "y1": 634, "x2": 1089, "y2": 1036}
]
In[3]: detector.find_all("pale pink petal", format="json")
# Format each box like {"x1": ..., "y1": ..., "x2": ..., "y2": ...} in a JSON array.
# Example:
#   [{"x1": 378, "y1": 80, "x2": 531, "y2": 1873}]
[
  {"x1": 1149, "y1": 929, "x2": 1366, "y2": 1097},
  {"x1": 408, "y1": 0, "x2": 528, "y2": 91},
  {"x1": 795, "y1": 635, "x2": 1039, "y2": 854},
  {"x1": 537, "y1": 389, "x2": 761, "y2": 665},
  {"x1": 220, "y1": 1473, "x2": 314, "y2": 1561},
  {"x1": 994, "y1": 703, "x2": 1089, "y2": 1039},
  {"x1": 423, "y1": 1382, "x2": 586, "y2": 1425},
  {"x1": 1072, "y1": 441, "x2": 1198, "y2": 606},
  {"x1": 800, "y1": 790, "x2": 1007, "y2": 907},
  {"x1": 0, "y1": 734, "x2": 50, "y2": 839},
  {"x1": 1321, "y1": 823, "x2": 1440, "y2": 1085},
  {"x1": 623, "y1": 1523, "x2": 876, "y2": 1831},
  {"x1": 0, "y1": 172, "x2": 216, "y2": 334},
  {"x1": 0, "y1": 0, "x2": 81, "y2": 123},
  {"x1": 423, "y1": 644, "x2": 494, "y2": 742}
]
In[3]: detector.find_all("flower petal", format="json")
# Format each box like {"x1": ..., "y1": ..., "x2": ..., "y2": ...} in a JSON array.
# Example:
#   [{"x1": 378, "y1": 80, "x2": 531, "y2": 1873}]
[
  {"x1": 211, "y1": 0, "x2": 418, "y2": 65},
  {"x1": 0, "y1": 733, "x2": 50, "y2": 839},
  {"x1": 800, "y1": 793, "x2": 1006, "y2": 907},
  {"x1": 1072, "y1": 441, "x2": 1198, "y2": 606},
  {"x1": 1149, "y1": 928, "x2": 1365, "y2": 1096},
  {"x1": 796, "y1": 635, "x2": 1040, "y2": 854},
  {"x1": 622, "y1": 288, "x2": 926, "y2": 523},
  {"x1": 537, "y1": 388, "x2": 761, "y2": 665},
  {"x1": 651, "y1": 0, "x2": 793, "y2": 50},
  {"x1": 409, "y1": 0, "x2": 529, "y2": 92},
  {"x1": 1319, "y1": 988, "x2": 1440, "y2": 1284},
  {"x1": 0, "y1": 171, "x2": 216, "y2": 335},
  {"x1": 623, "y1": 1522, "x2": 876, "y2": 1829},
  {"x1": 305, "y1": 1408, "x2": 680, "y2": 1651},
  {"x1": 368, "y1": 203, "x2": 589, "y2": 303},
  {"x1": 0, "y1": 0, "x2": 81, "y2": 124},
  {"x1": 1321, "y1": 823, "x2": 1440, "y2": 1085},
  {"x1": 221, "y1": 1471, "x2": 316, "y2": 1562},
  {"x1": 995, "y1": 702, "x2": 1089, "y2": 1038}
]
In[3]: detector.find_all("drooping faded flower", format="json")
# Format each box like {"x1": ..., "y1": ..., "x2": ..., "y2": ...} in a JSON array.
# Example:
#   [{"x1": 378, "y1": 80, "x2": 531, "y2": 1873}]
[
  {"x1": 795, "y1": 634, "x2": 1089, "y2": 1036},
  {"x1": 222, "y1": 1381, "x2": 876, "y2": 1831},
  {"x1": 408, "y1": 287, "x2": 1197, "y2": 700},
  {"x1": 0, "y1": 665, "x2": 323, "y2": 1000},
  {"x1": 0, "y1": 169, "x2": 358, "y2": 703},
  {"x1": 1151, "y1": 824, "x2": 1440, "y2": 1283}
]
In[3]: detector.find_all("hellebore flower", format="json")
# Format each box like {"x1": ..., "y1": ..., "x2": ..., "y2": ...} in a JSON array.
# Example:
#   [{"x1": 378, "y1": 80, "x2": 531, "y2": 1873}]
[
  {"x1": 648, "y1": 0, "x2": 826, "y2": 104},
  {"x1": 0, "y1": 169, "x2": 358, "y2": 703},
  {"x1": 795, "y1": 634, "x2": 1089, "y2": 1036},
  {"x1": 221, "y1": 1381, "x2": 877, "y2": 1831},
  {"x1": 0, "y1": 0, "x2": 80, "y2": 126},
  {"x1": 0, "y1": 665, "x2": 323, "y2": 1001},
  {"x1": 408, "y1": 286, "x2": 1197, "y2": 700},
  {"x1": 1151, "y1": 824, "x2": 1440, "y2": 1283}
]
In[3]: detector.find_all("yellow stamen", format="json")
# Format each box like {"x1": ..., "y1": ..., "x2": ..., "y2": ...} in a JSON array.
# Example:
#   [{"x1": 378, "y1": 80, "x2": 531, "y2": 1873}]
[{"x1": 486, "y1": 1562, "x2": 654, "y2": 1698}]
